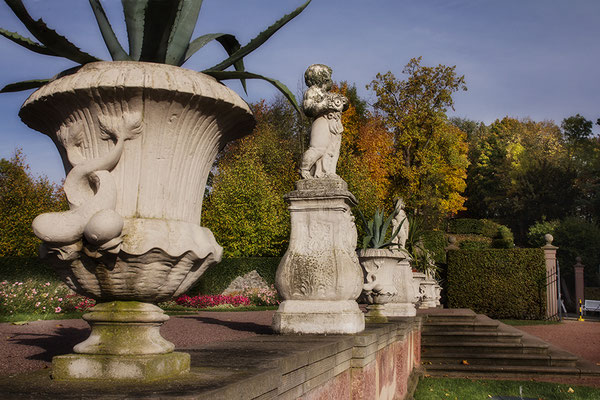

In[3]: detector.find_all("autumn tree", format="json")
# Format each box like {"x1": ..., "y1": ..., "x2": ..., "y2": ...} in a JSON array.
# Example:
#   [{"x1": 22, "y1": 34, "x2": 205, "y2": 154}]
[
  {"x1": 367, "y1": 57, "x2": 469, "y2": 223},
  {"x1": 334, "y1": 83, "x2": 394, "y2": 221},
  {"x1": 0, "y1": 150, "x2": 66, "y2": 256}
]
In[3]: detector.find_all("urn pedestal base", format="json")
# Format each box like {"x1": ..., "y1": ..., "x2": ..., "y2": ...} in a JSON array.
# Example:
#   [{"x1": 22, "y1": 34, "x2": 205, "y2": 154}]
[
  {"x1": 52, "y1": 301, "x2": 190, "y2": 380},
  {"x1": 272, "y1": 300, "x2": 365, "y2": 334}
]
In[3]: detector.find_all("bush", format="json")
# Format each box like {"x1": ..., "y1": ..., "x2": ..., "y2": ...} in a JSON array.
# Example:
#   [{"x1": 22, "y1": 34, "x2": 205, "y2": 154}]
[
  {"x1": 422, "y1": 231, "x2": 447, "y2": 263},
  {"x1": 553, "y1": 217, "x2": 600, "y2": 291},
  {"x1": 0, "y1": 150, "x2": 66, "y2": 257},
  {"x1": 527, "y1": 219, "x2": 560, "y2": 247},
  {"x1": 491, "y1": 225, "x2": 514, "y2": 248},
  {"x1": 448, "y1": 218, "x2": 500, "y2": 238},
  {"x1": 459, "y1": 240, "x2": 489, "y2": 250},
  {"x1": 447, "y1": 249, "x2": 546, "y2": 319},
  {"x1": 187, "y1": 257, "x2": 280, "y2": 295}
]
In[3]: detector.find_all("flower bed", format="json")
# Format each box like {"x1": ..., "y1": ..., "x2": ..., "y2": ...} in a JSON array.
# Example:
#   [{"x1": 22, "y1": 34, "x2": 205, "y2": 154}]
[
  {"x1": 0, "y1": 279, "x2": 94, "y2": 316},
  {"x1": 175, "y1": 294, "x2": 251, "y2": 309}
]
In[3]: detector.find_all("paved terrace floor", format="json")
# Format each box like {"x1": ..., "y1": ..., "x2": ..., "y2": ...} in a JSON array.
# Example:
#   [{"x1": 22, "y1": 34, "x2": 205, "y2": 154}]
[{"x1": 1, "y1": 309, "x2": 599, "y2": 385}]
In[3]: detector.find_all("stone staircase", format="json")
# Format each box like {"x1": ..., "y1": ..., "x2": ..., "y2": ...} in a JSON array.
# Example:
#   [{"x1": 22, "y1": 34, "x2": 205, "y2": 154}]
[{"x1": 419, "y1": 308, "x2": 599, "y2": 378}]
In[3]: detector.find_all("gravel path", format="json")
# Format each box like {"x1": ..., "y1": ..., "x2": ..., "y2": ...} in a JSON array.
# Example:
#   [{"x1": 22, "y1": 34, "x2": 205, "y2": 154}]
[
  {"x1": 515, "y1": 319, "x2": 600, "y2": 365},
  {"x1": 0, "y1": 311, "x2": 275, "y2": 375}
]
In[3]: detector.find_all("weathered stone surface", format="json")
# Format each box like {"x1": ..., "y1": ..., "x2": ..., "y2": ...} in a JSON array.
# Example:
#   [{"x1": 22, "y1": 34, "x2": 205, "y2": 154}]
[
  {"x1": 299, "y1": 64, "x2": 348, "y2": 179},
  {"x1": 73, "y1": 301, "x2": 174, "y2": 355},
  {"x1": 0, "y1": 319, "x2": 422, "y2": 399},
  {"x1": 52, "y1": 352, "x2": 190, "y2": 381},
  {"x1": 274, "y1": 177, "x2": 364, "y2": 334},
  {"x1": 359, "y1": 250, "x2": 418, "y2": 318},
  {"x1": 273, "y1": 300, "x2": 365, "y2": 334},
  {"x1": 18, "y1": 61, "x2": 257, "y2": 379},
  {"x1": 222, "y1": 270, "x2": 269, "y2": 295},
  {"x1": 20, "y1": 61, "x2": 255, "y2": 303}
]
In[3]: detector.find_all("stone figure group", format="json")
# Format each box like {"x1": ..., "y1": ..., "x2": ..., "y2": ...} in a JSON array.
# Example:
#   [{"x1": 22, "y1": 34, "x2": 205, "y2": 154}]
[{"x1": 300, "y1": 64, "x2": 349, "y2": 179}]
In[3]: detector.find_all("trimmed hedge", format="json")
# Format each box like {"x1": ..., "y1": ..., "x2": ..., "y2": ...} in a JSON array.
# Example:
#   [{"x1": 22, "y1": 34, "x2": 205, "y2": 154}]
[
  {"x1": 447, "y1": 249, "x2": 546, "y2": 319},
  {"x1": 448, "y1": 219, "x2": 514, "y2": 248},
  {"x1": 0, "y1": 256, "x2": 60, "y2": 282},
  {"x1": 422, "y1": 230, "x2": 447, "y2": 263},
  {"x1": 186, "y1": 257, "x2": 280, "y2": 295}
]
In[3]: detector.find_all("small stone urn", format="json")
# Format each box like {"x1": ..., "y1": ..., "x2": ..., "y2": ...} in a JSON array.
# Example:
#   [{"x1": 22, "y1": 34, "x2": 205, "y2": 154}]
[
  {"x1": 415, "y1": 271, "x2": 439, "y2": 309},
  {"x1": 19, "y1": 62, "x2": 255, "y2": 380},
  {"x1": 359, "y1": 249, "x2": 419, "y2": 318}
]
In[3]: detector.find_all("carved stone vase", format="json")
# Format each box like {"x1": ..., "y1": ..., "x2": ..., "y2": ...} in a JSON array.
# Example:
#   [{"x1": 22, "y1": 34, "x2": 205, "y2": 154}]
[
  {"x1": 418, "y1": 272, "x2": 440, "y2": 309},
  {"x1": 18, "y1": 62, "x2": 255, "y2": 380},
  {"x1": 272, "y1": 178, "x2": 365, "y2": 334},
  {"x1": 359, "y1": 250, "x2": 419, "y2": 318},
  {"x1": 358, "y1": 248, "x2": 403, "y2": 322}
]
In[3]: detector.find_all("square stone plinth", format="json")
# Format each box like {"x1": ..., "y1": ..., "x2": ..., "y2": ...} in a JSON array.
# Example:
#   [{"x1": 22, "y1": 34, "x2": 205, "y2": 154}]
[
  {"x1": 273, "y1": 300, "x2": 365, "y2": 334},
  {"x1": 52, "y1": 352, "x2": 190, "y2": 381}
]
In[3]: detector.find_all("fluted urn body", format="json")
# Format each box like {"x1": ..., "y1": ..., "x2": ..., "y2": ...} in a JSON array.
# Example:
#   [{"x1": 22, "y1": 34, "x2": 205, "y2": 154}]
[{"x1": 20, "y1": 62, "x2": 255, "y2": 302}]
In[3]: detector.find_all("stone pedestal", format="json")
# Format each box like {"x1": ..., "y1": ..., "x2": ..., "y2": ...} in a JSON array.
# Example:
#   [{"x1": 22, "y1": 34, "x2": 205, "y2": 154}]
[
  {"x1": 273, "y1": 178, "x2": 364, "y2": 334},
  {"x1": 52, "y1": 301, "x2": 190, "y2": 380}
]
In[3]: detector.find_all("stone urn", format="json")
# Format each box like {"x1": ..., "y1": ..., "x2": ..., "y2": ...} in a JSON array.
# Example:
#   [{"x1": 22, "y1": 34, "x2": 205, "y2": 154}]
[
  {"x1": 418, "y1": 271, "x2": 440, "y2": 309},
  {"x1": 19, "y1": 62, "x2": 255, "y2": 380},
  {"x1": 358, "y1": 248, "x2": 419, "y2": 318},
  {"x1": 412, "y1": 271, "x2": 426, "y2": 308}
]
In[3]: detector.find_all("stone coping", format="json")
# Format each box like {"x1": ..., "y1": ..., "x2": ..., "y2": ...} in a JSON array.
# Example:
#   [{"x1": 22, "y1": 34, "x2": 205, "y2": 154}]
[{"x1": 0, "y1": 318, "x2": 422, "y2": 399}]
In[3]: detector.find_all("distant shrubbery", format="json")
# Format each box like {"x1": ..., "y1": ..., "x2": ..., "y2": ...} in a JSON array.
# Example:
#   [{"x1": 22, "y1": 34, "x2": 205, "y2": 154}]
[
  {"x1": 448, "y1": 218, "x2": 514, "y2": 249},
  {"x1": 447, "y1": 248, "x2": 546, "y2": 319}
]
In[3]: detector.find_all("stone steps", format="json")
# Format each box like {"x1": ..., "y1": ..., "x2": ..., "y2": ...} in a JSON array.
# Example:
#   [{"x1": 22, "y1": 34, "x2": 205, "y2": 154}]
[{"x1": 418, "y1": 309, "x2": 599, "y2": 378}]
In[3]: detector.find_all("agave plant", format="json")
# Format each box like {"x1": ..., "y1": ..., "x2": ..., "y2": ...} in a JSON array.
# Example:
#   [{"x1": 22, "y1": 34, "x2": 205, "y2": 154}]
[
  {"x1": 358, "y1": 208, "x2": 405, "y2": 250},
  {"x1": 0, "y1": 0, "x2": 311, "y2": 111}
]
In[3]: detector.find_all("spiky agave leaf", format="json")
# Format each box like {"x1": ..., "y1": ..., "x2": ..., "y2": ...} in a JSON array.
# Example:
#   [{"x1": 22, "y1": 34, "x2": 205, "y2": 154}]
[
  {"x1": 121, "y1": 0, "x2": 146, "y2": 60},
  {"x1": 0, "y1": 27, "x2": 56, "y2": 56},
  {"x1": 164, "y1": 0, "x2": 203, "y2": 66},
  {"x1": 5, "y1": 0, "x2": 99, "y2": 64},
  {"x1": 202, "y1": 70, "x2": 300, "y2": 113},
  {"x1": 89, "y1": 0, "x2": 130, "y2": 61},
  {"x1": 122, "y1": 0, "x2": 200, "y2": 63},
  {"x1": 206, "y1": 0, "x2": 311, "y2": 72},
  {"x1": 0, "y1": 79, "x2": 50, "y2": 93},
  {"x1": 186, "y1": 34, "x2": 247, "y2": 91}
]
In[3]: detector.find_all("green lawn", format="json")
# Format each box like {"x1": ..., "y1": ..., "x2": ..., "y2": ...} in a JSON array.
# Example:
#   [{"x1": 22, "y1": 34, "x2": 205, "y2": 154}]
[{"x1": 414, "y1": 377, "x2": 600, "y2": 400}]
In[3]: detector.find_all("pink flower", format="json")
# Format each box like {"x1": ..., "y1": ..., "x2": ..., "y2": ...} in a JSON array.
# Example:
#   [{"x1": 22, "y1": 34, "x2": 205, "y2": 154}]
[
  {"x1": 55, "y1": 307, "x2": 62, "y2": 313},
  {"x1": 58, "y1": 298, "x2": 63, "y2": 302},
  {"x1": 35, "y1": 302, "x2": 41, "y2": 307}
]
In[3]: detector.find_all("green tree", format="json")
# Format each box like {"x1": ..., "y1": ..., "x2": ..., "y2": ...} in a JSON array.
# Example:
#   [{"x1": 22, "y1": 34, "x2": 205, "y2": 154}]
[
  {"x1": 0, "y1": 149, "x2": 66, "y2": 256},
  {"x1": 202, "y1": 100, "x2": 300, "y2": 257},
  {"x1": 367, "y1": 57, "x2": 469, "y2": 223}
]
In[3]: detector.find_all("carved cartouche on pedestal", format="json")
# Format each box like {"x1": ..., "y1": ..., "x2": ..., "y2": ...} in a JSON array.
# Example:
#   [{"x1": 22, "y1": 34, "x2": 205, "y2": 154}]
[{"x1": 19, "y1": 62, "x2": 255, "y2": 380}]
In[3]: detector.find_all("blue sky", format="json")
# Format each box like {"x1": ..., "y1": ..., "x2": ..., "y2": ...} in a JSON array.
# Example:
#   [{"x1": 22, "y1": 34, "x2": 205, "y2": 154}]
[{"x1": 1, "y1": 0, "x2": 599, "y2": 184}]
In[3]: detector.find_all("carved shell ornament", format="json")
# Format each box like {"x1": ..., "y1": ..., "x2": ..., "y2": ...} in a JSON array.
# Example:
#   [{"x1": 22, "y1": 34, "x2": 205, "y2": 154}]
[{"x1": 32, "y1": 111, "x2": 143, "y2": 258}]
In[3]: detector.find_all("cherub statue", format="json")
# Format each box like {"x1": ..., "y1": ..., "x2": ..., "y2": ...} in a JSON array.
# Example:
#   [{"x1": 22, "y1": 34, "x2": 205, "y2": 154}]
[
  {"x1": 391, "y1": 198, "x2": 409, "y2": 249},
  {"x1": 300, "y1": 64, "x2": 349, "y2": 179}
]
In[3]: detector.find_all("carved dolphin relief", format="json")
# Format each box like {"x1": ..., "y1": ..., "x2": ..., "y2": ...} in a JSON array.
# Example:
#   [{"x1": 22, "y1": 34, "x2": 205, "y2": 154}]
[{"x1": 32, "y1": 111, "x2": 143, "y2": 252}]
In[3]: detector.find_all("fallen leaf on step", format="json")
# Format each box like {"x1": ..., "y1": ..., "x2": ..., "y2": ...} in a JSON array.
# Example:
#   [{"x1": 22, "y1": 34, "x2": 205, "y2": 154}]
[
  {"x1": 55, "y1": 324, "x2": 62, "y2": 327},
  {"x1": 461, "y1": 360, "x2": 469, "y2": 365},
  {"x1": 11, "y1": 321, "x2": 28, "y2": 325}
]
